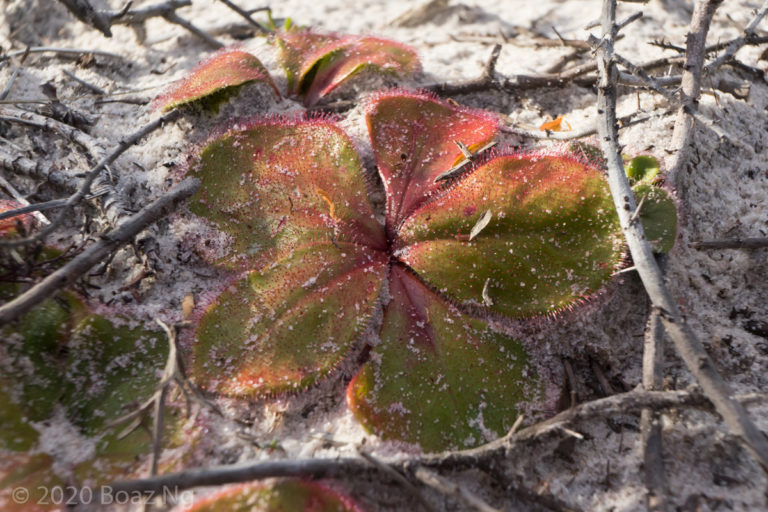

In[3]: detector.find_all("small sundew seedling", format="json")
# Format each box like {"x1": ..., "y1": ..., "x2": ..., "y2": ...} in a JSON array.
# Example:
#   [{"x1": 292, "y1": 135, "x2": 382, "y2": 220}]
[
  {"x1": 155, "y1": 30, "x2": 420, "y2": 111},
  {"x1": 179, "y1": 90, "x2": 677, "y2": 451},
  {"x1": 625, "y1": 154, "x2": 661, "y2": 184}
]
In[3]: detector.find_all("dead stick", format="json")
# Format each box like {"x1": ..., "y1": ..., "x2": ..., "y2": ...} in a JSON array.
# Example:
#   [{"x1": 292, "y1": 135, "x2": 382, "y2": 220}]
[
  {"x1": 163, "y1": 12, "x2": 224, "y2": 48},
  {"x1": 215, "y1": 0, "x2": 269, "y2": 33},
  {"x1": 0, "y1": 47, "x2": 122, "y2": 62},
  {"x1": 703, "y1": 0, "x2": 768, "y2": 73},
  {"x1": 111, "y1": 0, "x2": 192, "y2": 24},
  {"x1": 641, "y1": 305, "x2": 667, "y2": 511},
  {"x1": 108, "y1": 389, "x2": 755, "y2": 496},
  {"x1": 0, "y1": 109, "x2": 181, "y2": 247},
  {"x1": 0, "y1": 68, "x2": 20, "y2": 101},
  {"x1": 595, "y1": 0, "x2": 768, "y2": 472},
  {"x1": 0, "y1": 178, "x2": 199, "y2": 326},
  {"x1": 360, "y1": 450, "x2": 437, "y2": 512},
  {"x1": 692, "y1": 237, "x2": 768, "y2": 249},
  {"x1": 667, "y1": 0, "x2": 725, "y2": 180},
  {"x1": 414, "y1": 467, "x2": 500, "y2": 512},
  {"x1": 56, "y1": 0, "x2": 114, "y2": 37}
]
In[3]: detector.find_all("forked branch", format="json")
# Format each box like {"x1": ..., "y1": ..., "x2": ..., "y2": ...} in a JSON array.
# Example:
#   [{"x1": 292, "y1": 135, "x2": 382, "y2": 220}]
[{"x1": 594, "y1": 0, "x2": 768, "y2": 471}]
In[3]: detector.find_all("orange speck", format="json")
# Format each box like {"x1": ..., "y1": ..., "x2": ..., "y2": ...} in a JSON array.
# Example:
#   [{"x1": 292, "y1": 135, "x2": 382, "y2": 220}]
[
  {"x1": 539, "y1": 115, "x2": 572, "y2": 132},
  {"x1": 316, "y1": 187, "x2": 338, "y2": 222}
]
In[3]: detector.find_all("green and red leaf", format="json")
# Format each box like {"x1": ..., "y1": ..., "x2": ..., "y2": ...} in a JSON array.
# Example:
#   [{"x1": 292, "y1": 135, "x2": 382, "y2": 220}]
[
  {"x1": 365, "y1": 91, "x2": 499, "y2": 235},
  {"x1": 394, "y1": 153, "x2": 623, "y2": 318},
  {"x1": 0, "y1": 285, "x2": 184, "y2": 497},
  {"x1": 189, "y1": 242, "x2": 388, "y2": 397},
  {"x1": 155, "y1": 50, "x2": 280, "y2": 112},
  {"x1": 347, "y1": 266, "x2": 541, "y2": 452},
  {"x1": 277, "y1": 29, "x2": 419, "y2": 106},
  {"x1": 178, "y1": 480, "x2": 361, "y2": 512},
  {"x1": 184, "y1": 117, "x2": 386, "y2": 270},
  {"x1": 0, "y1": 200, "x2": 33, "y2": 236}
]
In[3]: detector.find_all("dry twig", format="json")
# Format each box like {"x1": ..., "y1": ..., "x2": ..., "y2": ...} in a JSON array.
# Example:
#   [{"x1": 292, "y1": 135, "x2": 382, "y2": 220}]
[
  {"x1": 641, "y1": 306, "x2": 667, "y2": 512},
  {"x1": 111, "y1": 0, "x2": 193, "y2": 25},
  {"x1": 703, "y1": 0, "x2": 768, "y2": 73},
  {"x1": 359, "y1": 450, "x2": 437, "y2": 512},
  {"x1": 414, "y1": 467, "x2": 500, "y2": 512},
  {"x1": 0, "y1": 47, "x2": 123, "y2": 62},
  {"x1": 593, "y1": 0, "x2": 768, "y2": 472},
  {"x1": 691, "y1": 237, "x2": 768, "y2": 249},
  {"x1": 0, "y1": 178, "x2": 199, "y2": 326},
  {"x1": 108, "y1": 389, "x2": 738, "y2": 496},
  {"x1": 56, "y1": 0, "x2": 115, "y2": 37},
  {"x1": 215, "y1": 0, "x2": 270, "y2": 33},
  {"x1": 0, "y1": 109, "x2": 181, "y2": 247},
  {"x1": 666, "y1": 0, "x2": 725, "y2": 180}
]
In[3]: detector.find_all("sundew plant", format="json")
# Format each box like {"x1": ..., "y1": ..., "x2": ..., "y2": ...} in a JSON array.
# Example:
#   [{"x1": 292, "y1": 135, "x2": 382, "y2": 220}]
[
  {"x1": 159, "y1": 31, "x2": 677, "y2": 451},
  {"x1": 0, "y1": 31, "x2": 678, "y2": 511}
]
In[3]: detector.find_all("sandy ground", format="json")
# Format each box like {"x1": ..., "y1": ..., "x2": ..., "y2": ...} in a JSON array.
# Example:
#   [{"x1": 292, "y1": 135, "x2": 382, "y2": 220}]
[{"x1": 2, "y1": 0, "x2": 768, "y2": 510}]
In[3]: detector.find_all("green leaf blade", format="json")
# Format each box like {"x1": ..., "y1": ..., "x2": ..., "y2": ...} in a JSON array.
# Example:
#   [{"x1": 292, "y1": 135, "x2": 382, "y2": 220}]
[
  {"x1": 155, "y1": 50, "x2": 280, "y2": 112},
  {"x1": 184, "y1": 118, "x2": 386, "y2": 269},
  {"x1": 347, "y1": 266, "x2": 541, "y2": 452},
  {"x1": 189, "y1": 242, "x2": 388, "y2": 397},
  {"x1": 633, "y1": 183, "x2": 678, "y2": 253},
  {"x1": 395, "y1": 153, "x2": 623, "y2": 318}
]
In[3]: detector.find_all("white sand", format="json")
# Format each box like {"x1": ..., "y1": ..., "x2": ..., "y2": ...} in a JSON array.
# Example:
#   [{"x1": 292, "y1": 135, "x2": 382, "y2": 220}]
[{"x1": 2, "y1": 0, "x2": 768, "y2": 510}]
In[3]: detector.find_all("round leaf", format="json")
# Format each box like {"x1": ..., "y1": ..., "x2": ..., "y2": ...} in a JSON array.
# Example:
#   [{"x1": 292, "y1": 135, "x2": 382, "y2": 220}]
[
  {"x1": 625, "y1": 155, "x2": 660, "y2": 184},
  {"x1": 155, "y1": 50, "x2": 280, "y2": 112},
  {"x1": 633, "y1": 183, "x2": 677, "y2": 253},
  {"x1": 185, "y1": 118, "x2": 386, "y2": 269},
  {"x1": 189, "y1": 242, "x2": 388, "y2": 397},
  {"x1": 348, "y1": 266, "x2": 541, "y2": 452},
  {"x1": 178, "y1": 480, "x2": 360, "y2": 512},
  {"x1": 366, "y1": 91, "x2": 499, "y2": 234},
  {"x1": 395, "y1": 153, "x2": 623, "y2": 318}
]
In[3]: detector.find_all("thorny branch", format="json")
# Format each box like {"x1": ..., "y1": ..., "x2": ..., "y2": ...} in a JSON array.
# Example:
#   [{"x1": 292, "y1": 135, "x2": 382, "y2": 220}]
[
  {"x1": 594, "y1": 0, "x2": 768, "y2": 473},
  {"x1": 642, "y1": 302, "x2": 667, "y2": 512},
  {"x1": 703, "y1": 0, "x2": 768, "y2": 73},
  {"x1": 414, "y1": 468, "x2": 500, "y2": 512},
  {"x1": 636, "y1": 1, "x2": 729, "y2": 508},
  {"x1": 666, "y1": 0, "x2": 725, "y2": 180},
  {"x1": 56, "y1": 0, "x2": 116, "y2": 37}
]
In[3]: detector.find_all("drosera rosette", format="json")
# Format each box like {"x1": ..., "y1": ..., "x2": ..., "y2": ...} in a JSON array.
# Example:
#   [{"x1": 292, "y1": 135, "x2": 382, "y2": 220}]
[{"x1": 171, "y1": 89, "x2": 680, "y2": 452}]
